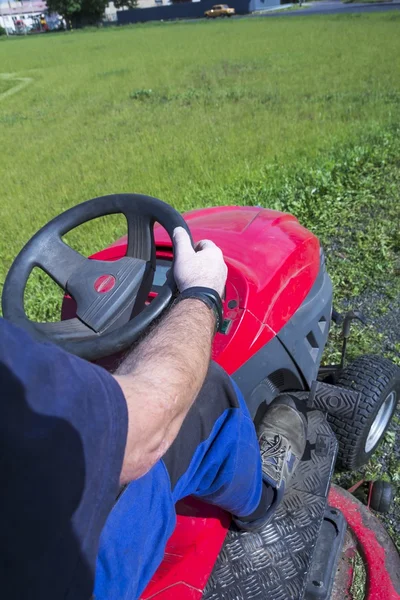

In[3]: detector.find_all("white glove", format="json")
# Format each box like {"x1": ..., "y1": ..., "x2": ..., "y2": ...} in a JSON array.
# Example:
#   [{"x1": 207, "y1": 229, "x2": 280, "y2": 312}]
[{"x1": 173, "y1": 227, "x2": 227, "y2": 298}]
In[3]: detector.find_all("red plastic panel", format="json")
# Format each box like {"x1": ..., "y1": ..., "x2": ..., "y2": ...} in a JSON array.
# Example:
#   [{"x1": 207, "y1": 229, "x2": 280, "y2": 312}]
[
  {"x1": 151, "y1": 207, "x2": 320, "y2": 333},
  {"x1": 329, "y1": 485, "x2": 400, "y2": 600},
  {"x1": 89, "y1": 207, "x2": 320, "y2": 337},
  {"x1": 75, "y1": 206, "x2": 320, "y2": 374},
  {"x1": 140, "y1": 499, "x2": 230, "y2": 600}
]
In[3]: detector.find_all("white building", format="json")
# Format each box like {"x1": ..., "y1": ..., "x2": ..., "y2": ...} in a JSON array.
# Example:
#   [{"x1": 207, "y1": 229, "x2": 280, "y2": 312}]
[
  {"x1": 104, "y1": 0, "x2": 173, "y2": 21},
  {"x1": 0, "y1": 0, "x2": 48, "y2": 33}
]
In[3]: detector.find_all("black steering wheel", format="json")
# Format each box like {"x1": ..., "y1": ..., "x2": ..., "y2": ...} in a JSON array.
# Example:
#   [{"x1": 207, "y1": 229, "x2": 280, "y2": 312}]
[{"x1": 1, "y1": 194, "x2": 192, "y2": 360}]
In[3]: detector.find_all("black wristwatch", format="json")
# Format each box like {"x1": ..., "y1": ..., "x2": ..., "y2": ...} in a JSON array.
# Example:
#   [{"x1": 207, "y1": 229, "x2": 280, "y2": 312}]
[{"x1": 176, "y1": 287, "x2": 224, "y2": 333}]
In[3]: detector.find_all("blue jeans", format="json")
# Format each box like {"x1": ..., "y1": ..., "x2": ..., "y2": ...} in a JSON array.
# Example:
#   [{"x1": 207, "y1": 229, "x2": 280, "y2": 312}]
[{"x1": 95, "y1": 363, "x2": 264, "y2": 600}]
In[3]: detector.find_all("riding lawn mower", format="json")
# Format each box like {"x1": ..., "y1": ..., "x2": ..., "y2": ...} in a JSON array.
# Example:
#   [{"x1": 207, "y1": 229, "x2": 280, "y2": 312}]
[{"x1": 2, "y1": 194, "x2": 400, "y2": 600}]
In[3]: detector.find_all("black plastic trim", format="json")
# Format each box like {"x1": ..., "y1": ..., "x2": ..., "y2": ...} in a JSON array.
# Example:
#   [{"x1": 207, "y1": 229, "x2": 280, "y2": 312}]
[
  {"x1": 276, "y1": 254, "x2": 333, "y2": 388},
  {"x1": 233, "y1": 256, "x2": 333, "y2": 419},
  {"x1": 304, "y1": 507, "x2": 347, "y2": 600},
  {"x1": 233, "y1": 335, "x2": 305, "y2": 419}
]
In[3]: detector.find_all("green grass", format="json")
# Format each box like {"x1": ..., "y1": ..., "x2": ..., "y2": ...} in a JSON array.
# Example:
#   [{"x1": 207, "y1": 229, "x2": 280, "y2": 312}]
[
  {"x1": 0, "y1": 14, "x2": 399, "y2": 317},
  {"x1": 0, "y1": 14, "x2": 399, "y2": 370},
  {"x1": 1, "y1": 9, "x2": 400, "y2": 561},
  {"x1": 1, "y1": 15, "x2": 400, "y2": 303},
  {"x1": 350, "y1": 551, "x2": 367, "y2": 600},
  {"x1": 0, "y1": 79, "x2": 14, "y2": 94}
]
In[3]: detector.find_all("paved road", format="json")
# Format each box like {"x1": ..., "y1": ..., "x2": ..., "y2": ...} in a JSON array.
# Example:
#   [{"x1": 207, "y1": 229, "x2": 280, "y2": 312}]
[
  {"x1": 251, "y1": 0, "x2": 400, "y2": 17},
  {"x1": 184, "y1": 0, "x2": 400, "y2": 23}
]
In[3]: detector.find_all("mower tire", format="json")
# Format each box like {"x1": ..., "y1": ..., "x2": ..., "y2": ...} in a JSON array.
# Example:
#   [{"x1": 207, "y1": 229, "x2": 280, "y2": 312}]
[
  {"x1": 329, "y1": 355, "x2": 400, "y2": 470},
  {"x1": 369, "y1": 480, "x2": 393, "y2": 513}
]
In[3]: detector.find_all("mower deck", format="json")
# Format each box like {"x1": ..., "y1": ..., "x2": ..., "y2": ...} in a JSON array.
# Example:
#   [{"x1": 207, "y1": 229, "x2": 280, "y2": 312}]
[{"x1": 203, "y1": 409, "x2": 338, "y2": 600}]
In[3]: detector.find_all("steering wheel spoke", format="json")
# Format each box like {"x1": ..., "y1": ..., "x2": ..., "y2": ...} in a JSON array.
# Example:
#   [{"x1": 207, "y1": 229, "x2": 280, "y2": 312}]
[
  {"x1": 38, "y1": 236, "x2": 87, "y2": 289},
  {"x1": 126, "y1": 212, "x2": 155, "y2": 262},
  {"x1": 66, "y1": 257, "x2": 150, "y2": 333}
]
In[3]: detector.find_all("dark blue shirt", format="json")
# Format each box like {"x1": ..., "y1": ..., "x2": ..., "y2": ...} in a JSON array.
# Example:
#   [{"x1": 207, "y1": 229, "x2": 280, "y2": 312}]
[{"x1": 0, "y1": 318, "x2": 128, "y2": 599}]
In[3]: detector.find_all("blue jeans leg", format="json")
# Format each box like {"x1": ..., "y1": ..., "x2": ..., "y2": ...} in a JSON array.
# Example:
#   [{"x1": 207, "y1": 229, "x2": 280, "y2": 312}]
[{"x1": 94, "y1": 363, "x2": 263, "y2": 600}]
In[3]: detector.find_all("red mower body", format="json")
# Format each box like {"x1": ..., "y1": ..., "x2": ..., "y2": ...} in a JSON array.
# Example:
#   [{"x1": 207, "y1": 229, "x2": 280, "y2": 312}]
[
  {"x1": 60, "y1": 205, "x2": 400, "y2": 600},
  {"x1": 63, "y1": 206, "x2": 327, "y2": 600},
  {"x1": 74, "y1": 206, "x2": 321, "y2": 375}
]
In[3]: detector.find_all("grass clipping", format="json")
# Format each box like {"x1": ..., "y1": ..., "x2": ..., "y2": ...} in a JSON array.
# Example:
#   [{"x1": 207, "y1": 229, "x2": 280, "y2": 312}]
[{"x1": 351, "y1": 552, "x2": 367, "y2": 600}]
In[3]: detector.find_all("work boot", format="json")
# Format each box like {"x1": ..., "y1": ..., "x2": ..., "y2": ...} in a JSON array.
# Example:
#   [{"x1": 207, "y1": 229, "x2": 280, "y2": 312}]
[{"x1": 234, "y1": 395, "x2": 307, "y2": 532}]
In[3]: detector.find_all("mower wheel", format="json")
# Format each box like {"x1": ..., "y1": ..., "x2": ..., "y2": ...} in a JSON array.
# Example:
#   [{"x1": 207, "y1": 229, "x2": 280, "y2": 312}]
[
  {"x1": 369, "y1": 480, "x2": 393, "y2": 513},
  {"x1": 330, "y1": 355, "x2": 400, "y2": 470}
]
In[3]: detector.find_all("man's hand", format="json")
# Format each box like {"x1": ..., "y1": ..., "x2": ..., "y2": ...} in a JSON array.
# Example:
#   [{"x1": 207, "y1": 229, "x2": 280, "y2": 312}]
[{"x1": 173, "y1": 227, "x2": 227, "y2": 298}]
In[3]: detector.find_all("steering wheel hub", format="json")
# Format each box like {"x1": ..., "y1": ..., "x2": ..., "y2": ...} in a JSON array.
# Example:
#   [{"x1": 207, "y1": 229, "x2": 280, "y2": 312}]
[{"x1": 94, "y1": 275, "x2": 117, "y2": 294}]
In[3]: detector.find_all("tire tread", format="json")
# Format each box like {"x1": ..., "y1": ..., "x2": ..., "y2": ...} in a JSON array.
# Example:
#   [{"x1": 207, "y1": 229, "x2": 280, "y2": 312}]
[{"x1": 328, "y1": 355, "x2": 400, "y2": 470}]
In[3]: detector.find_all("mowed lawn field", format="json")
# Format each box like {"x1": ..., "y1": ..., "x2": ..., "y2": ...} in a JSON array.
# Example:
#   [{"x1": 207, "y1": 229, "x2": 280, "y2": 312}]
[
  {"x1": 1, "y1": 15, "x2": 400, "y2": 290},
  {"x1": 1, "y1": 13, "x2": 400, "y2": 544}
]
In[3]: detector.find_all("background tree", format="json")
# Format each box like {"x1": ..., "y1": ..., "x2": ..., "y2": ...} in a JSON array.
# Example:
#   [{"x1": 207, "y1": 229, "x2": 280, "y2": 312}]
[
  {"x1": 46, "y1": 0, "x2": 109, "y2": 25},
  {"x1": 80, "y1": 0, "x2": 109, "y2": 21},
  {"x1": 46, "y1": 0, "x2": 81, "y2": 21}
]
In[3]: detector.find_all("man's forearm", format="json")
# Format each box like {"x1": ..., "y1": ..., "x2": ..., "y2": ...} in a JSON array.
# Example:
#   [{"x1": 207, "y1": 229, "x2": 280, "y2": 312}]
[{"x1": 114, "y1": 299, "x2": 215, "y2": 483}]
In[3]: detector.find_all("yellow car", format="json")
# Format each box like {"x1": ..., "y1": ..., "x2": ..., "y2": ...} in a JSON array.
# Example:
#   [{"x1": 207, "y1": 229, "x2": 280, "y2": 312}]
[{"x1": 204, "y1": 4, "x2": 236, "y2": 18}]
